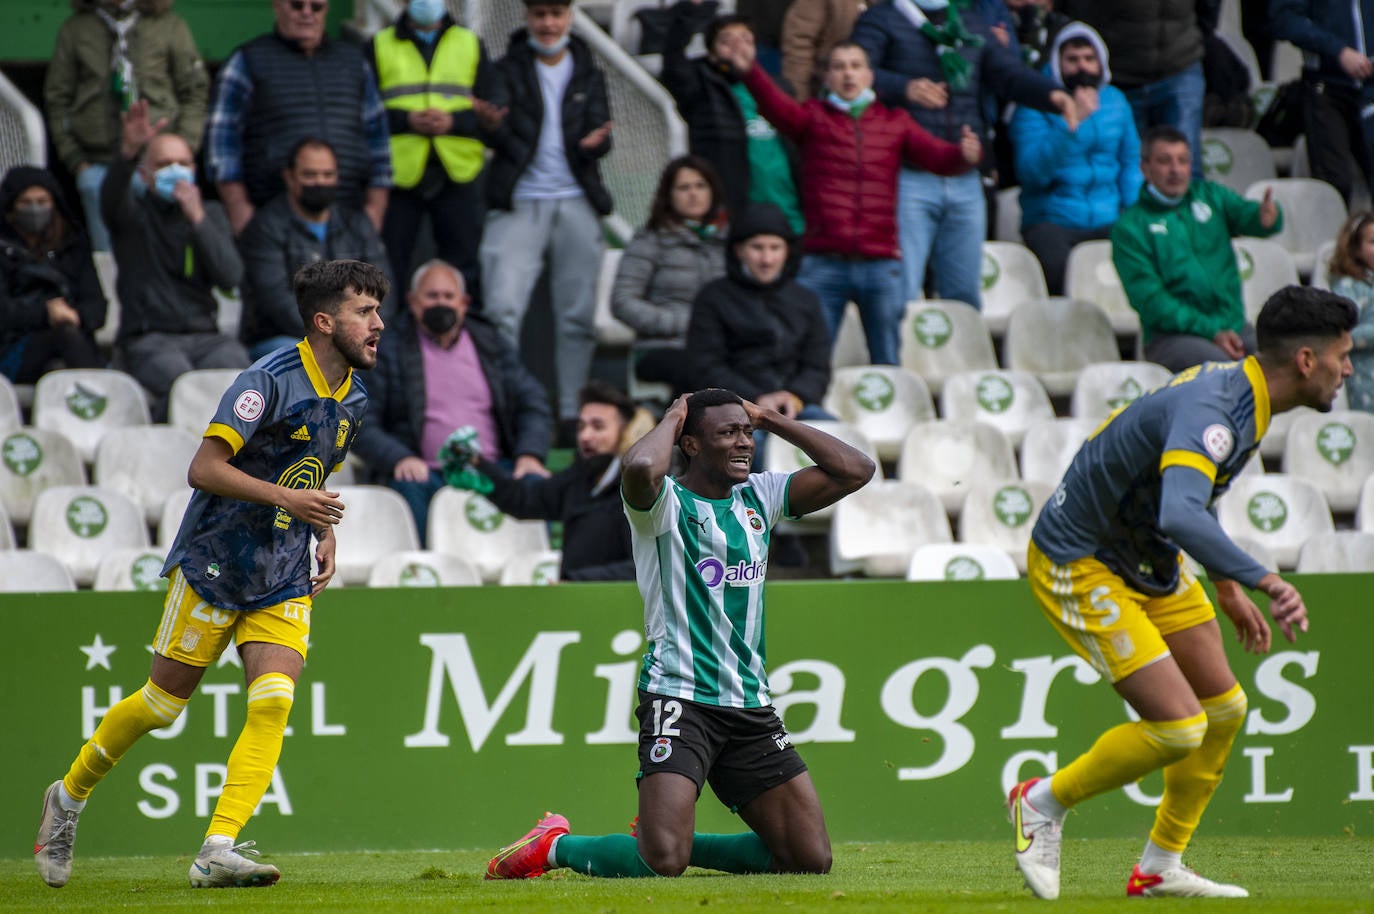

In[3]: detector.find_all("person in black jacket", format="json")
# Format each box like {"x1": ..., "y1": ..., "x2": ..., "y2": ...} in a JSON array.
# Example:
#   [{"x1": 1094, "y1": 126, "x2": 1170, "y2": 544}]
[
  {"x1": 478, "y1": 0, "x2": 611, "y2": 432},
  {"x1": 0, "y1": 165, "x2": 105, "y2": 384},
  {"x1": 353, "y1": 258, "x2": 553, "y2": 543}
]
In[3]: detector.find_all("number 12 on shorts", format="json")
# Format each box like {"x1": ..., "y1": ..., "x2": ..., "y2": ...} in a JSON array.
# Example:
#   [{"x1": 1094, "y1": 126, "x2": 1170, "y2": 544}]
[{"x1": 651, "y1": 698, "x2": 682, "y2": 736}]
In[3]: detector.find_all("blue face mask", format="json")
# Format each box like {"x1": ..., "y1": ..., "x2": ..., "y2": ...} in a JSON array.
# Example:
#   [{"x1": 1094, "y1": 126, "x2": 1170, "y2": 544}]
[
  {"x1": 915, "y1": 0, "x2": 949, "y2": 9},
  {"x1": 408, "y1": 0, "x2": 446, "y2": 28},
  {"x1": 153, "y1": 163, "x2": 194, "y2": 201},
  {"x1": 528, "y1": 33, "x2": 570, "y2": 57}
]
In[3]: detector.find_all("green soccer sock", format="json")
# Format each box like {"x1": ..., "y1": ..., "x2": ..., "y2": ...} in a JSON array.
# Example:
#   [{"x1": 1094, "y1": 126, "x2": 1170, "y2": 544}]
[
  {"x1": 554, "y1": 834, "x2": 659, "y2": 877},
  {"x1": 688, "y1": 832, "x2": 773, "y2": 874}
]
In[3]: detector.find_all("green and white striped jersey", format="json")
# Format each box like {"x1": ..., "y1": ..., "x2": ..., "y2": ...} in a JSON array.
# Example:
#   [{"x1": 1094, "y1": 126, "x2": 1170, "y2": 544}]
[{"x1": 625, "y1": 472, "x2": 793, "y2": 708}]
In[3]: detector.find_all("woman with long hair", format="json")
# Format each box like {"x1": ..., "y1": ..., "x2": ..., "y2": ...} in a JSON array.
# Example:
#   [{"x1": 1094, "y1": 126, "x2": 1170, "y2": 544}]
[{"x1": 1327, "y1": 210, "x2": 1374, "y2": 411}]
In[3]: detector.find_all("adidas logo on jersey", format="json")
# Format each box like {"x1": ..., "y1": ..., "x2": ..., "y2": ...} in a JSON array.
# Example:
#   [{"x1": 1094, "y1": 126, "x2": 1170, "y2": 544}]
[{"x1": 290, "y1": 426, "x2": 311, "y2": 441}]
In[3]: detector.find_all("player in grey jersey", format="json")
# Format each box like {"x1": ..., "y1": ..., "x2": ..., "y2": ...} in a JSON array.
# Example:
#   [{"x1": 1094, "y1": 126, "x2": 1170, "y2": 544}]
[{"x1": 486, "y1": 387, "x2": 874, "y2": 879}]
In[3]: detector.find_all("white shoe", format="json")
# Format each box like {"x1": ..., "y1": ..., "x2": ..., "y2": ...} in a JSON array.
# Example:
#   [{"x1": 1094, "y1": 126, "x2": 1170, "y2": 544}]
[
  {"x1": 1126, "y1": 864, "x2": 1249, "y2": 898},
  {"x1": 1008, "y1": 778, "x2": 1062, "y2": 900},
  {"x1": 188, "y1": 838, "x2": 281, "y2": 888},
  {"x1": 34, "y1": 780, "x2": 81, "y2": 888}
]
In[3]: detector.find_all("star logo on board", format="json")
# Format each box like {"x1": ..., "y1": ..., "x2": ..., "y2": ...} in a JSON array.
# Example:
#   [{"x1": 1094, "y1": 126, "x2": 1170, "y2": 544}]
[
  {"x1": 1316, "y1": 422, "x2": 1355, "y2": 466},
  {"x1": 913, "y1": 309, "x2": 953, "y2": 349},
  {"x1": 2, "y1": 432, "x2": 42, "y2": 476},
  {"x1": 854, "y1": 372, "x2": 895, "y2": 412},
  {"x1": 80, "y1": 634, "x2": 117, "y2": 670},
  {"x1": 217, "y1": 642, "x2": 242, "y2": 668}
]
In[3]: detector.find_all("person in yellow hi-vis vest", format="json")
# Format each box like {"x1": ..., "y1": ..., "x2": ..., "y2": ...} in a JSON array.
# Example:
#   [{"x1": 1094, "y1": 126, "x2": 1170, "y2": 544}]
[{"x1": 368, "y1": 0, "x2": 501, "y2": 291}]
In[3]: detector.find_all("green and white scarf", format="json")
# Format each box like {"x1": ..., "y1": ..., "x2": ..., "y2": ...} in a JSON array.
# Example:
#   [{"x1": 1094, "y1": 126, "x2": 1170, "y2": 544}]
[{"x1": 895, "y1": 0, "x2": 984, "y2": 92}]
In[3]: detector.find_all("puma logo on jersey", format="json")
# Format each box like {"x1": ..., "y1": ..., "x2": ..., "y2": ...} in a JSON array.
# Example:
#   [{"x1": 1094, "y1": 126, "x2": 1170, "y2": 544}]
[
  {"x1": 290, "y1": 425, "x2": 311, "y2": 441},
  {"x1": 685, "y1": 514, "x2": 709, "y2": 532}
]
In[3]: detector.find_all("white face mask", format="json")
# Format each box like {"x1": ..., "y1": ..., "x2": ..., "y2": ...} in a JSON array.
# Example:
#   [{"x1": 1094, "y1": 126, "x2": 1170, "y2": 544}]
[
  {"x1": 528, "y1": 33, "x2": 570, "y2": 56},
  {"x1": 915, "y1": 0, "x2": 949, "y2": 9}
]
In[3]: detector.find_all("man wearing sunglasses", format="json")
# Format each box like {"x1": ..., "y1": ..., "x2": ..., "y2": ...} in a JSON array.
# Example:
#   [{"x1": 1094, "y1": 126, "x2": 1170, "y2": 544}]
[{"x1": 206, "y1": 0, "x2": 392, "y2": 238}]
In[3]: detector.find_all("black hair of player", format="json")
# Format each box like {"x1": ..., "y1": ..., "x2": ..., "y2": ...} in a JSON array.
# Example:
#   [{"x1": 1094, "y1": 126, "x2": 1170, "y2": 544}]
[{"x1": 294, "y1": 259, "x2": 390, "y2": 328}]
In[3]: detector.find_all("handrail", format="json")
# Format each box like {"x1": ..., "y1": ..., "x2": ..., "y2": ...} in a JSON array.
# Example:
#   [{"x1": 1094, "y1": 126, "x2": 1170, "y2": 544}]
[{"x1": 0, "y1": 66, "x2": 47, "y2": 167}]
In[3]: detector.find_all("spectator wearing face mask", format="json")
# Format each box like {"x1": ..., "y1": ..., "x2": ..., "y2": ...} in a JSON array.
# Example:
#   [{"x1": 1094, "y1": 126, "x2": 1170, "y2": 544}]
[
  {"x1": 237, "y1": 137, "x2": 394, "y2": 360},
  {"x1": 0, "y1": 165, "x2": 106, "y2": 383},
  {"x1": 102, "y1": 100, "x2": 248, "y2": 418}
]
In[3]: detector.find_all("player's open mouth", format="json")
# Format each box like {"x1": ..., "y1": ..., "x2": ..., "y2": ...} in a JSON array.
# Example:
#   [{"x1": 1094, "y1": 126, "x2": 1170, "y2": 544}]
[{"x1": 729, "y1": 454, "x2": 751, "y2": 467}]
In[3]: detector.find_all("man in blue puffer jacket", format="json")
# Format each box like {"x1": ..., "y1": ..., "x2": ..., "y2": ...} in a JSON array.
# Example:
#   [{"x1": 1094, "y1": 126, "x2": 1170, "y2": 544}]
[{"x1": 1010, "y1": 21, "x2": 1141, "y2": 295}]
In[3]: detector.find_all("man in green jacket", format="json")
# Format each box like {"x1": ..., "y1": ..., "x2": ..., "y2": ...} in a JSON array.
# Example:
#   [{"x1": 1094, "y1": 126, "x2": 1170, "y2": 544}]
[{"x1": 1112, "y1": 125, "x2": 1281, "y2": 373}]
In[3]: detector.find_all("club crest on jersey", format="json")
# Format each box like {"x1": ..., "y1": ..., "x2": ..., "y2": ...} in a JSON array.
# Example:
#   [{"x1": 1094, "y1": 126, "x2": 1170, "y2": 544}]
[
  {"x1": 695, "y1": 557, "x2": 767, "y2": 588},
  {"x1": 1191, "y1": 200, "x2": 1213, "y2": 223},
  {"x1": 336, "y1": 419, "x2": 350, "y2": 451},
  {"x1": 745, "y1": 507, "x2": 765, "y2": 533},
  {"x1": 650, "y1": 737, "x2": 673, "y2": 763},
  {"x1": 1203, "y1": 424, "x2": 1234, "y2": 461}
]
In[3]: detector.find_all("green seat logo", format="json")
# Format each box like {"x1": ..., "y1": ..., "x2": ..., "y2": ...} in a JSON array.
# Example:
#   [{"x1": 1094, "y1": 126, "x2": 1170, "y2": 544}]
[
  {"x1": 1235, "y1": 246, "x2": 1254, "y2": 282},
  {"x1": 400, "y1": 562, "x2": 441, "y2": 587},
  {"x1": 1202, "y1": 138, "x2": 1233, "y2": 176},
  {"x1": 130, "y1": 553, "x2": 168, "y2": 591},
  {"x1": 465, "y1": 495, "x2": 504, "y2": 532},
  {"x1": 913, "y1": 309, "x2": 953, "y2": 349},
  {"x1": 66, "y1": 383, "x2": 107, "y2": 420},
  {"x1": 1247, "y1": 492, "x2": 1288, "y2": 532},
  {"x1": 2, "y1": 432, "x2": 43, "y2": 476},
  {"x1": 976, "y1": 375, "x2": 1015, "y2": 413},
  {"x1": 854, "y1": 372, "x2": 895, "y2": 412},
  {"x1": 66, "y1": 496, "x2": 108, "y2": 538},
  {"x1": 993, "y1": 485, "x2": 1034, "y2": 527},
  {"x1": 944, "y1": 556, "x2": 986, "y2": 580},
  {"x1": 981, "y1": 252, "x2": 1000, "y2": 291},
  {"x1": 1107, "y1": 376, "x2": 1144, "y2": 411},
  {"x1": 532, "y1": 561, "x2": 559, "y2": 586},
  {"x1": 1316, "y1": 422, "x2": 1355, "y2": 466}
]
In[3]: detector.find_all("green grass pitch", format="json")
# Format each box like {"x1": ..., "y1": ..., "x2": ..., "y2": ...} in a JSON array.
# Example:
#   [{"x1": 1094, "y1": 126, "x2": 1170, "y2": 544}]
[{"x1": 1, "y1": 836, "x2": 1370, "y2": 913}]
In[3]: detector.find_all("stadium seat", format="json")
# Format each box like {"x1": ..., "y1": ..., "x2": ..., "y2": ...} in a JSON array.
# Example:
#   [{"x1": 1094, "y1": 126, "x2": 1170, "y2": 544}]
[
  {"x1": 1310, "y1": 238, "x2": 1336, "y2": 291},
  {"x1": 906, "y1": 541, "x2": 1020, "y2": 581},
  {"x1": 0, "y1": 427, "x2": 87, "y2": 526},
  {"x1": 93, "y1": 425, "x2": 201, "y2": 524},
  {"x1": 92, "y1": 546, "x2": 170, "y2": 591},
  {"x1": 1216, "y1": 474, "x2": 1334, "y2": 569},
  {"x1": 427, "y1": 488, "x2": 551, "y2": 584},
  {"x1": 29, "y1": 485, "x2": 150, "y2": 586},
  {"x1": 0, "y1": 374, "x2": 20, "y2": 432},
  {"x1": 167, "y1": 369, "x2": 240, "y2": 437},
  {"x1": 1019, "y1": 417, "x2": 1098, "y2": 487},
  {"x1": 593, "y1": 247, "x2": 635, "y2": 347},
  {"x1": 823, "y1": 365, "x2": 935, "y2": 461},
  {"x1": 1229, "y1": 535, "x2": 1278, "y2": 574},
  {"x1": 995, "y1": 186, "x2": 1022, "y2": 244},
  {"x1": 331, "y1": 485, "x2": 421, "y2": 585},
  {"x1": 896, "y1": 419, "x2": 1018, "y2": 516},
  {"x1": 1232, "y1": 238, "x2": 1300, "y2": 325},
  {"x1": 500, "y1": 549, "x2": 564, "y2": 585},
  {"x1": 939, "y1": 369, "x2": 1055, "y2": 449},
  {"x1": 33, "y1": 368, "x2": 151, "y2": 463},
  {"x1": 981, "y1": 241, "x2": 1048, "y2": 335},
  {"x1": 0, "y1": 501, "x2": 13, "y2": 549},
  {"x1": 1069, "y1": 361, "x2": 1172, "y2": 421},
  {"x1": 1281, "y1": 410, "x2": 1374, "y2": 513},
  {"x1": 829, "y1": 479, "x2": 951, "y2": 577},
  {"x1": 92, "y1": 250, "x2": 120, "y2": 348},
  {"x1": 1200, "y1": 127, "x2": 1277, "y2": 195},
  {"x1": 1244, "y1": 178, "x2": 1348, "y2": 277},
  {"x1": 1064, "y1": 239, "x2": 1140, "y2": 336},
  {"x1": 1295, "y1": 531, "x2": 1374, "y2": 573},
  {"x1": 158, "y1": 487, "x2": 194, "y2": 545},
  {"x1": 1003, "y1": 298, "x2": 1120, "y2": 396},
  {"x1": 367, "y1": 550, "x2": 484, "y2": 587},
  {"x1": 898, "y1": 299, "x2": 998, "y2": 397},
  {"x1": 765, "y1": 420, "x2": 882, "y2": 529},
  {"x1": 1262, "y1": 384, "x2": 1349, "y2": 462},
  {"x1": 957, "y1": 478, "x2": 1053, "y2": 572},
  {"x1": 830, "y1": 301, "x2": 870, "y2": 370},
  {"x1": 0, "y1": 550, "x2": 77, "y2": 592}
]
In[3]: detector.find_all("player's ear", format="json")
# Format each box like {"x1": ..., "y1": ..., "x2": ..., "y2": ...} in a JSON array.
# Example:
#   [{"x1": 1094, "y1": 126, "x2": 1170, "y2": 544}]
[
  {"x1": 1295, "y1": 344, "x2": 1317, "y2": 378},
  {"x1": 678, "y1": 432, "x2": 700, "y2": 458},
  {"x1": 311, "y1": 308, "x2": 335, "y2": 336}
]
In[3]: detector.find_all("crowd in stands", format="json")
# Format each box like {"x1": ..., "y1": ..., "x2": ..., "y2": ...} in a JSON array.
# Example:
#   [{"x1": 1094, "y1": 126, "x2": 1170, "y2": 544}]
[{"x1": 7, "y1": 0, "x2": 1374, "y2": 590}]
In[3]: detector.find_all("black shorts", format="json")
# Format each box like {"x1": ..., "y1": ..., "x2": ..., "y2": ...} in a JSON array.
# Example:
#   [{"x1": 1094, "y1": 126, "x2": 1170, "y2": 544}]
[{"x1": 634, "y1": 690, "x2": 808, "y2": 812}]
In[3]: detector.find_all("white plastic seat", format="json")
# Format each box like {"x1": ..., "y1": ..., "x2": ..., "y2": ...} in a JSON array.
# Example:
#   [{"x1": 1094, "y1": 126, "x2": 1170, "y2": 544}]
[
  {"x1": 1262, "y1": 385, "x2": 1349, "y2": 461},
  {"x1": 1228, "y1": 535, "x2": 1279, "y2": 574},
  {"x1": 939, "y1": 369, "x2": 1055, "y2": 448},
  {"x1": 0, "y1": 374, "x2": 21, "y2": 432},
  {"x1": 92, "y1": 546, "x2": 170, "y2": 591},
  {"x1": 1310, "y1": 238, "x2": 1336, "y2": 291},
  {"x1": 823, "y1": 366, "x2": 935, "y2": 461},
  {"x1": 829, "y1": 479, "x2": 951, "y2": 577},
  {"x1": 1019, "y1": 417, "x2": 1099, "y2": 487},
  {"x1": 92, "y1": 250, "x2": 120, "y2": 348},
  {"x1": 29, "y1": 485, "x2": 150, "y2": 586},
  {"x1": 1200, "y1": 127, "x2": 1277, "y2": 195},
  {"x1": 1069, "y1": 361, "x2": 1173, "y2": 421},
  {"x1": 499, "y1": 549, "x2": 564, "y2": 585},
  {"x1": 995, "y1": 186, "x2": 1022, "y2": 243},
  {"x1": 0, "y1": 550, "x2": 78, "y2": 592},
  {"x1": 33, "y1": 368, "x2": 151, "y2": 463},
  {"x1": 1280, "y1": 410, "x2": 1374, "y2": 513},
  {"x1": 1232, "y1": 238, "x2": 1300, "y2": 324},
  {"x1": 1216, "y1": 474, "x2": 1335, "y2": 569},
  {"x1": 158, "y1": 487, "x2": 194, "y2": 545},
  {"x1": 427, "y1": 488, "x2": 551, "y2": 584},
  {"x1": 981, "y1": 241, "x2": 1048, "y2": 335},
  {"x1": 0, "y1": 427, "x2": 87, "y2": 526},
  {"x1": 764, "y1": 420, "x2": 882, "y2": 529},
  {"x1": 167, "y1": 369, "x2": 241, "y2": 438},
  {"x1": 898, "y1": 299, "x2": 998, "y2": 396},
  {"x1": 830, "y1": 301, "x2": 870, "y2": 370},
  {"x1": 367, "y1": 550, "x2": 483, "y2": 587},
  {"x1": 1244, "y1": 178, "x2": 1349, "y2": 276},
  {"x1": 896, "y1": 419, "x2": 1018, "y2": 516},
  {"x1": 906, "y1": 541, "x2": 1020, "y2": 581},
  {"x1": 93, "y1": 425, "x2": 201, "y2": 524},
  {"x1": 1064, "y1": 239, "x2": 1140, "y2": 335},
  {"x1": 0, "y1": 501, "x2": 13, "y2": 549},
  {"x1": 331, "y1": 485, "x2": 421, "y2": 585},
  {"x1": 957, "y1": 478, "x2": 1053, "y2": 572},
  {"x1": 1295, "y1": 531, "x2": 1374, "y2": 573},
  {"x1": 593, "y1": 248, "x2": 634, "y2": 347},
  {"x1": 1003, "y1": 298, "x2": 1120, "y2": 396}
]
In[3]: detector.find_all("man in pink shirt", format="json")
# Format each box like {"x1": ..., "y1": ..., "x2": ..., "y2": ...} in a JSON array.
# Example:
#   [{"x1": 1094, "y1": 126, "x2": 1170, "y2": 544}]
[{"x1": 353, "y1": 258, "x2": 553, "y2": 541}]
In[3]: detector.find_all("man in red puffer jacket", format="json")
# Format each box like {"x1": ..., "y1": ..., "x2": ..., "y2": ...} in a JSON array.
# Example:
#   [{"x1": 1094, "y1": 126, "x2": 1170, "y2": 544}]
[{"x1": 718, "y1": 39, "x2": 981, "y2": 365}]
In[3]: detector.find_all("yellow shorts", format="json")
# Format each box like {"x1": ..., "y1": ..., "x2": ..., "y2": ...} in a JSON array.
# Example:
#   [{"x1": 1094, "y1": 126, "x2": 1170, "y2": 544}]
[
  {"x1": 1026, "y1": 541, "x2": 1215, "y2": 683},
  {"x1": 152, "y1": 567, "x2": 312, "y2": 667}
]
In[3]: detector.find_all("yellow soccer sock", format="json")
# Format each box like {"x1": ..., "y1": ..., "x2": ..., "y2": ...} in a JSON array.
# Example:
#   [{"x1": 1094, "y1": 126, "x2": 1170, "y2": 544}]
[
  {"x1": 207, "y1": 673, "x2": 295, "y2": 840},
  {"x1": 1050, "y1": 712, "x2": 1208, "y2": 809},
  {"x1": 1150, "y1": 685, "x2": 1247, "y2": 853},
  {"x1": 64, "y1": 680, "x2": 188, "y2": 802}
]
